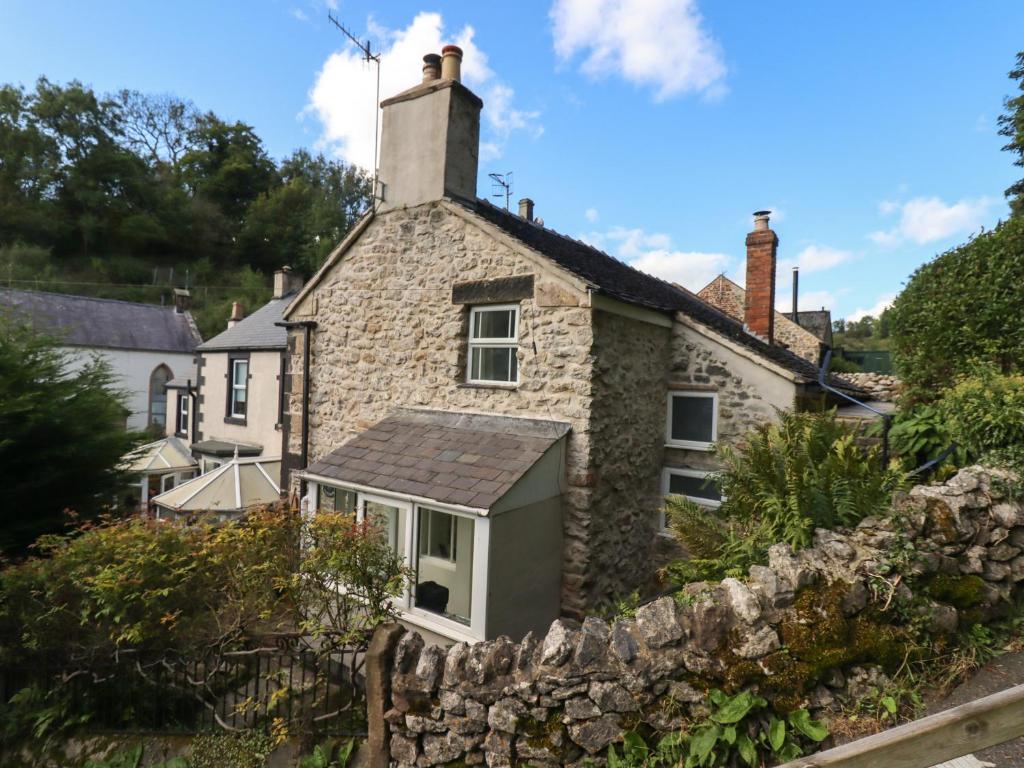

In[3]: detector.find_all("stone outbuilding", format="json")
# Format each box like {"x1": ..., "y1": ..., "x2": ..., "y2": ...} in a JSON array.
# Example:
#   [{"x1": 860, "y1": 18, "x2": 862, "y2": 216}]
[{"x1": 280, "y1": 45, "x2": 863, "y2": 644}]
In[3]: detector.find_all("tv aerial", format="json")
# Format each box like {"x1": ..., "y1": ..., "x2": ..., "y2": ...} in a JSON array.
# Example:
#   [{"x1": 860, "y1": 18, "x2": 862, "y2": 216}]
[
  {"x1": 489, "y1": 172, "x2": 513, "y2": 210},
  {"x1": 327, "y1": 11, "x2": 383, "y2": 205}
]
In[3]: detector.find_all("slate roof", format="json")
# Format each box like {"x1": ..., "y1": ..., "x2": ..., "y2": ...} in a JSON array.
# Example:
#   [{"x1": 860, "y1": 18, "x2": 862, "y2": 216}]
[
  {"x1": 197, "y1": 293, "x2": 294, "y2": 352},
  {"x1": 0, "y1": 289, "x2": 201, "y2": 353},
  {"x1": 304, "y1": 408, "x2": 571, "y2": 511},
  {"x1": 454, "y1": 198, "x2": 862, "y2": 395}
]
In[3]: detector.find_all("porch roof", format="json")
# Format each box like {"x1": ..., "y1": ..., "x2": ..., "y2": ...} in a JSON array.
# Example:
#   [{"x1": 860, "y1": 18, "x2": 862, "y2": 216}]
[
  {"x1": 151, "y1": 456, "x2": 281, "y2": 512},
  {"x1": 120, "y1": 436, "x2": 197, "y2": 474},
  {"x1": 304, "y1": 409, "x2": 570, "y2": 511}
]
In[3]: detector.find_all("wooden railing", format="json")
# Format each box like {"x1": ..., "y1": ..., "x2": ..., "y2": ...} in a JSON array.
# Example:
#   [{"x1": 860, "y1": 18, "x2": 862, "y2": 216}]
[{"x1": 777, "y1": 683, "x2": 1024, "y2": 768}]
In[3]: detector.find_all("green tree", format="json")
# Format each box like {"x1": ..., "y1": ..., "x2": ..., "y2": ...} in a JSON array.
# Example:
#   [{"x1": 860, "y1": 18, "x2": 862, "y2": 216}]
[
  {"x1": 0, "y1": 318, "x2": 142, "y2": 554},
  {"x1": 888, "y1": 215, "x2": 1024, "y2": 400},
  {"x1": 999, "y1": 50, "x2": 1024, "y2": 217}
]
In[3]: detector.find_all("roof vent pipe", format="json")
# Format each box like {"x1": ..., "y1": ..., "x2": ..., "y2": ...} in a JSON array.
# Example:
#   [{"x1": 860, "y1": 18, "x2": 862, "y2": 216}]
[
  {"x1": 518, "y1": 197, "x2": 535, "y2": 222},
  {"x1": 422, "y1": 53, "x2": 441, "y2": 82},
  {"x1": 441, "y1": 45, "x2": 463, "y2": 82},
  {"x1": 791, "y1": 267, "x2": 799, "y2": 320}
]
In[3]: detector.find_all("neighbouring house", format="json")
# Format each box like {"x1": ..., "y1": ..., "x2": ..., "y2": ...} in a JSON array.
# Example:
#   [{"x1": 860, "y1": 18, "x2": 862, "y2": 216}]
[
  {"x1": 150, "y1": 454, "x2": 282, "y2": 523},
  {"x1": 120, "y1": 436, "x2": 198, "y2": 510},
  {"x1": 279, "y1": 46, "x2": 863, "y2": 644},
  {"x1": 0, "y1": 288, "x2": 201, "y2": 431},
  {"x1": 179, "y1": 267, "x2": 303, "y2": 473},
  {"x1": 697, "y1": 273, "x2": 833, "y2": 365}
]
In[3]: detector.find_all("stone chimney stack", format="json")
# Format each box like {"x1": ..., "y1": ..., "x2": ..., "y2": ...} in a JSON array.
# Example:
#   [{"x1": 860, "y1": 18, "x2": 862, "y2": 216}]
[
  {"x1": 273, "y1": 266, "x2": 302, "y2": 299},
  {"x1": 744, "y1": 210, "x2": 778, "y2": 344},
  {"x1": 228, "y1": 302, "x2": 244, "y2": 329},
  {"x1": 172, "y1": 288, "x2": 191, "y2": 314},
  {"x1": 377, "y1": 45, "x2": 482, "y2": 211},
  {"x1": 518, "y1": 198, "x2": 535, "y2": 222}
]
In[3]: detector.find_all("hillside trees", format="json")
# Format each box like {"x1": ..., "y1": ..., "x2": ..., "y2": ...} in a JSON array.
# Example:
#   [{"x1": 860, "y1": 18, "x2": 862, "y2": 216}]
[{"x1": 999, "y1": 50, "x2": 1024, "y2": 216}]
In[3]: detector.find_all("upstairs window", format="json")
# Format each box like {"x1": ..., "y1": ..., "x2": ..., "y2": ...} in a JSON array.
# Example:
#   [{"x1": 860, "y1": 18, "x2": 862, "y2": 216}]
[
  {"x1": 467, "y1": 305, "x2": 519, "y2": 385},
  {"x1": 229, "y1": 357, "x2": 248, "y2": 419},
  {"x1": 176, "y1": 392, "x2": 189, "y2": 436},
  {"x1": 148, "y1": 365, "x2": 172, "y2": 430},
  {"x1": 666, "y1": 391, "x2": 718, "y2": 450}
]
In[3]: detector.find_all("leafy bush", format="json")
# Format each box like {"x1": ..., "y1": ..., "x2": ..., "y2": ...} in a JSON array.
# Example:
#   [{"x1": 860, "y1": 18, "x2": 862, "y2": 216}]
[
  {"x1": 188, "y1": 731, "x2": 276, "y2": 768},
  {"x1": 667, "y1": 411, "x2": 903, "y2": 580},
  {"x1": 888, "y1": 215, "x2": 1024, "y2": 401},
  {"x1": 939, "y1": 369, "x2": 1024, "y2": 460},
  {"x1": 884, "y1": 404, "x2": 961, "y2": 471}
]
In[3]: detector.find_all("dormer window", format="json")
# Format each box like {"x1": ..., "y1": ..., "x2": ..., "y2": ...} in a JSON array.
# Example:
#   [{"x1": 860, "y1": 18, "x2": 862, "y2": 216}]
[{"x1": 467, "y1": 305, "x2": 519, "y2": 385}]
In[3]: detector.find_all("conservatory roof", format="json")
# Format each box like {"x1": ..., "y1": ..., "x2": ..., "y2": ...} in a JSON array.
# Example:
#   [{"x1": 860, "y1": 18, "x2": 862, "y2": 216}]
[
  {"x1": 150, "y1": 456, "x2": 282, "y2": 512},
  {"x1": 121, "y1": 436, "x2": 197, "y2": 474}
]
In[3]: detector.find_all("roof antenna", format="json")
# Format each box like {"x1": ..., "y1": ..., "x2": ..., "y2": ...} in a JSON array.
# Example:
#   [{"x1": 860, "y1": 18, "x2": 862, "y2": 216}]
[
  {"x1": 327, "y1": 11, "x2": 384, "y2": 208},
  {"x1": 488, "y1": 172, "x2": 513, "y2": 210}
]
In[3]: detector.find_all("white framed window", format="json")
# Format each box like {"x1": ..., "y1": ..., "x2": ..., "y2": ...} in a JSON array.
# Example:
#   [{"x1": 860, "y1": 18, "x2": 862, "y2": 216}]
[
  {"x1": 230, "y1": 358, "x2": 249, "y2": 418},
  {"x1": 202, "y1": 458, "x2": 222, "y2": 474},
  {"x1": 176, "y1": 393, "x2": 189, "y2": 436},
  {"x1": 160, "y1": 473, "x2": 177, "y2": 493},
  {"x1": 660, "y1": 467, "x2": 724, "y2": 531},
  {"x1": 311, "y1": 481, "x2": 488, "y2": 641},
  {"x1": 467, "y1": 304, "x2": 519, "y2": 385},
  {"x1": 665, "y1": 391, "x2": 718, "y2": 450}
]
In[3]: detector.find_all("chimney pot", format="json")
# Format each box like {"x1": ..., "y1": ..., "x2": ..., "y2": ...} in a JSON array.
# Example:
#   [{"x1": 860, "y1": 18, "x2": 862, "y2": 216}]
[
  {"x1": 753, "y1": 210, "x2": 771, "y2": 231},
  {"x1": 273, "y1": 265, "x2": 302, "y2": 299},
  {"x1": 518, "y1": 197, "x2": 535, "y2": 222},
  {"x1": 441, "y1": 44, "x2": 463, "y2": 82},
  {"x1": 422, "y1": 53, "x2": 441, "y2": 82}
]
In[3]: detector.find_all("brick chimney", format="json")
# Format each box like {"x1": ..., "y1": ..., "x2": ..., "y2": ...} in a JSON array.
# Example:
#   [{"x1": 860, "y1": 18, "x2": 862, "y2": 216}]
[
  {"x1": 377, "y1": 45, "x2": 482, "y2": 210},
  {"x1": 518, "y1": 198, "x2": 535, "y2": 222},
  {"x1": 172, "y1": 288, "x2": 191, "y2": 314},
  {"x1": 273, "y1": 266, "x2": 302, "y2": 299},
  {"x1": 744, "y1": 210, "x2": 778, "y2": 344}
]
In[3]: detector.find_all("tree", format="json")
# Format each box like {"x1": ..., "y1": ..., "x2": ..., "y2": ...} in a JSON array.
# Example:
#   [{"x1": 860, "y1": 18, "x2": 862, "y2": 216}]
[
  {"x1": 888, "y1": 215, "x2": 1024, "y2": 401},
  {"x1": 0, "y1": 318, "x2": 142, "y2": 554},
  {"x1": 999, "y1": 51, "x2": 1024, "y2": 217},
  {"x1": 114, "y1": 89, "x2": 198, "y2": 170}
]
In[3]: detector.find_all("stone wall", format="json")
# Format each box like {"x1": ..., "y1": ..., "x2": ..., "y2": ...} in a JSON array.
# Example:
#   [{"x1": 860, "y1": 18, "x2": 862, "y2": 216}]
[
  {"x1": 837, "y1": 372, "x2": 901, "y2": 402},
  {"x1": 377, "y1": 467, "x2": 1023, "y2": 767}
]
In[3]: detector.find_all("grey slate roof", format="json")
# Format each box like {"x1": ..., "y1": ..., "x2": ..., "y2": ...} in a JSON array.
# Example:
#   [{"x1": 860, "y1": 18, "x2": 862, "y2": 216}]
[
  {"x1": 453, "y1": 197, "x2": 863, "y2": 395},
  {"x1": 191, "y1": 440, "x2": 264, "y2": 457},
  {"x1": 197, "y1": 293, "x2": 294, "y2": 352},
  {"x1": 0, "y1": 288, "x2": 201, "y2": 353},
  {"x1": 304, "y1": 409, "x2": 571, "y2": 511}
]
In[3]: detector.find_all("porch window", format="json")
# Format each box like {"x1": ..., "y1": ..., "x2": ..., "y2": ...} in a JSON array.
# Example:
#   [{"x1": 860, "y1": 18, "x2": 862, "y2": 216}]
[
  {"x1": 467, "y1": 305, "x2": 519, "y2": 384},
  {"x1": 229, "y1": 358, "x2": 248, "y2": 419},
  {"x1": 415, "y1": 507, "x2": 473, "y2": 626},
  {"x1": 318, "y1": 484, "x2": 358, "y2": 515},
  {"x1": 176, "y1": 393, "x2": 189, "y2": 437},
  {"x1": 666, "y1": 391, "x2": 718, "y2": 450}
]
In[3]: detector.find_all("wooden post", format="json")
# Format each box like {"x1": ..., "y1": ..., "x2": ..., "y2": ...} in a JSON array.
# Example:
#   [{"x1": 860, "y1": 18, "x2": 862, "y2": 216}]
[
  {"x1": 364, "y1": 623, "x2": 406, "y2": 768},
  {"x1": 777, "y1": 683, "x2": 1024, "y2": 768}
]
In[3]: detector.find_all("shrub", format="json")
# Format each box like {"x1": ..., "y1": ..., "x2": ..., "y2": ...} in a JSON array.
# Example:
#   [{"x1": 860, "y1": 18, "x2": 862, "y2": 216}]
[
  {"x1": 884, "y1": 403, "x2": 962, "y2": 472},
  {"x1": 667, "y1": 411, "x2": 903, "y2": 580},
  {"x1": 888, "y1": 215, "x2": 1024, "y2": 401},
  {"x1": 939, "y1": 369, "x2": 1024, "y2": 460}
]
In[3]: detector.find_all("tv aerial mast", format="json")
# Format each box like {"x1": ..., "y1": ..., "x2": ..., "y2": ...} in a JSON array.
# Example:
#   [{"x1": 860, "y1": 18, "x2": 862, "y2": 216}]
[
  {"x1": 327, "y1": 11, "x2": 383, "y2": 205},
  {"x1": 489, "y1": 172, "x2": 513, "y2": 210}
]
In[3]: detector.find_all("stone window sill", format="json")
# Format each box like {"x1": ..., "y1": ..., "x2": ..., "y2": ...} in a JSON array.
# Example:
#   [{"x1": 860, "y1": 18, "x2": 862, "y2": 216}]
[
  {"x1": 457, "y1": 382, "x2": 520, "y2": 391},
  {"x1": 664, "y1": 442, "x2": 714, "y2": 452},
  {"x1": 224, "y1": 416, "x2": 247, "y2": 426}
]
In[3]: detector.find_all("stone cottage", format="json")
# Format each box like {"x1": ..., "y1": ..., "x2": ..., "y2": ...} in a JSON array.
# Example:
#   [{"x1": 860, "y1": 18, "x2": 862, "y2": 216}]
[{"x1": 280, "y1": 46, "x2": 860, "y2": 644}]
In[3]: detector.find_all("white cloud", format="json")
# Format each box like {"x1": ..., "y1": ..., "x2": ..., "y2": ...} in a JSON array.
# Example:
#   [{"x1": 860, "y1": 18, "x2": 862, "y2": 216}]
[
  {"x1": 550, "y1": 0, "x2": 726, "y2": 101},
  {"x1": 584, "y1": 208, "x2": 599, "y2": 223},
  {"x1": 306, "y1": 12, "x2": 541, "y2": 170},
  {"x1": 582, "y1": 226, "x2": 732, "y2": 290},
  {"x1": 291, "y1": 7, "x2": 309, "y2": 22},
  {"x1": 869, "y1": 196, "x2": 997, "y2": 246},
  {"x1": 847, "y1": 292, "x2": 897, "y2": 322},
  {"x1": 779, "y1": 244, "x2": 853, "y2": 275}
]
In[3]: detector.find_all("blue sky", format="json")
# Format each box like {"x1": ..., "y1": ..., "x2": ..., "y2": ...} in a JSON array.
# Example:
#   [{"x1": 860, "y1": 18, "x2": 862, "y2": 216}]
[{"x1": 2, "y1": 1, "x2": 1021, "y2": 320}]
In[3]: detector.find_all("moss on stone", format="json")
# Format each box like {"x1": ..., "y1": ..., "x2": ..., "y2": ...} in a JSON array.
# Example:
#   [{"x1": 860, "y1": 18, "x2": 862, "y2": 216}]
[{"x1": 924, "y1": 574, "x2": 988, "y2": 610}]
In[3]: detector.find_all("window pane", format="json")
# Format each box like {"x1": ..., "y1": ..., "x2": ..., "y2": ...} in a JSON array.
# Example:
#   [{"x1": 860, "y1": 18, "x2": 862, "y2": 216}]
[
  {"x1": 471, "y1": 346, "x2": 515, "y2": 383},
  {"x1": 668, "y1": 472, "x2": 721, "y2": 502},
  {"x1": 670, "y1": 395, "x2": 715, "y2": 444},
  {"x1": 416, "y1": 508, "x2": 473, "y2": 626},
  {"x1": 366, "y1": 500, "x2": 406, "y2": 554},
  {"x1": 319, "y1": 486, "x2": 358, "y2": 515},
  {"x1": 473, "y1": 309, "x2": 515, "y2": 340}
]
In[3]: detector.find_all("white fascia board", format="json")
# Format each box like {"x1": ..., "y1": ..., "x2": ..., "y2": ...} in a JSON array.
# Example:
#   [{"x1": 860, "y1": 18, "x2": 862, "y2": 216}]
[
  {"x1": 298, "y1": 471, "x2": 489, "y2": 516},
  {"x1": 591, "y1": 293, "x2": 673, "y2": 329}
]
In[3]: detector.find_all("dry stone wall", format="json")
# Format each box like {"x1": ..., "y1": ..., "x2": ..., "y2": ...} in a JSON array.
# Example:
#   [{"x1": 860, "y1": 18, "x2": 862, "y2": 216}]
[
  {"x1": 837, "y1": 372, "x2": 901, "y2": 402},
  {"x1": 380, "y1": 467, "x2": 1024, "y2": 767}
]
